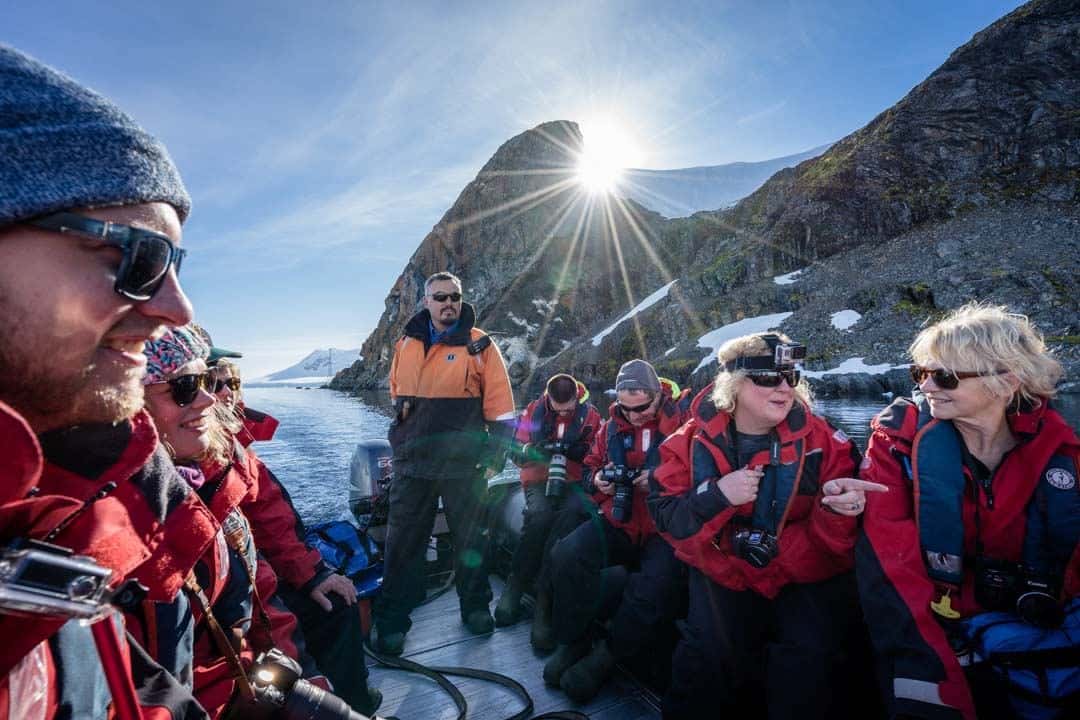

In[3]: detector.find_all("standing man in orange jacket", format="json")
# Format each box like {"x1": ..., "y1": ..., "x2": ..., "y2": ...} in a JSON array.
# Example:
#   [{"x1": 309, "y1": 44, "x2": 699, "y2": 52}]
[{"x1": 373, "y1": 271, "x2": 517, "y2": 655}]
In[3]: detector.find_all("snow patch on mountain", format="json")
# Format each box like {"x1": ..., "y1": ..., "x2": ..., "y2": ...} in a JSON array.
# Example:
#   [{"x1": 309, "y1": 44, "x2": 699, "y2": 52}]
[{"x1": 591, "y1": 280, "x2": 678, "y2": 346}]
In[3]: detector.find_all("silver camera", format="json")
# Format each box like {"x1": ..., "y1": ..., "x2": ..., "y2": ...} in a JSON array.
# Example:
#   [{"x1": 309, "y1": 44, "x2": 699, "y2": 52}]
[
  {"x1": 0, "y1": 540, "x2": 114, "y2": 620},
  {"x1": 773, "y1": 341, "x2": 806, "y2": 369}
]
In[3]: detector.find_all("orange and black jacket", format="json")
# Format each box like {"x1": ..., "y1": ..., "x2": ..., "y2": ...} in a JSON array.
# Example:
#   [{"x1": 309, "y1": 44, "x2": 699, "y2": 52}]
[
  {"x1": 856, "y1": 397, "x2": 1080, "y2": 720},
  {"x1": 649, "y1": 384, "x2": 862, "y2": 598},
  {"x1": 0, "y1": 404, "x2": 217, "y2": 720},
  {"x1": 388, "y1": 302, "x2": 516, "y2": 480},
  {"x1": 512, "y1": 380, "x2": 602, "y2": 488}
]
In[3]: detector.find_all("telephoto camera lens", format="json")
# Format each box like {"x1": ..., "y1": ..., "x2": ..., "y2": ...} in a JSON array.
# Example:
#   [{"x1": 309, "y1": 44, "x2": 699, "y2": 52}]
[
  {"x1": 545, "y1": 452, "x2": 568, "y2": 498},
  {"x1": 611, "y1": 468, "x2": 634, "y2": 523}
]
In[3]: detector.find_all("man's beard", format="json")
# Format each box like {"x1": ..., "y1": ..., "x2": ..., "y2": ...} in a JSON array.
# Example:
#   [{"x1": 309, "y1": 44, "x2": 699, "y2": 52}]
[{"x1": 0, "y1": 298, "x2": 144, "y2": 431}]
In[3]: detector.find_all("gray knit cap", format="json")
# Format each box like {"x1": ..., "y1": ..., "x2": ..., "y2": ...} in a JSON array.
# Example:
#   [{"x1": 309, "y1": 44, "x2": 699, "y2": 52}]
[
  {"x1": 615, "y1": 359, "x2": 661, "y2": 393},
  {"x1": 0, "y1": 45, "x2": 190, "y2": 227}
]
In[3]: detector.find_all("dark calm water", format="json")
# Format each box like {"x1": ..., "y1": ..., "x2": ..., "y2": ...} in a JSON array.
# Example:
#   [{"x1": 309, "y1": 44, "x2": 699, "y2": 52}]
[{"x1": 243, "y1": 387, "x2": 1080, "y2": 526}]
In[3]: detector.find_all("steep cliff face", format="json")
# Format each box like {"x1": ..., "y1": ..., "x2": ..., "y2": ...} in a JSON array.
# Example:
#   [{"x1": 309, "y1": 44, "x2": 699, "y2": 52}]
[{"x1": 336, "y1": 0, "x2": 1080, "y2": 400}]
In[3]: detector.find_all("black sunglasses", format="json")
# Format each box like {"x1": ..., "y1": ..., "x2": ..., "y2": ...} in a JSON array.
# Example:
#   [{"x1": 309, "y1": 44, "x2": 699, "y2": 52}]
[
  {"x1": 429, "y1": 292, "x2": 462, "y2": 303},
  {"x1": 746, "y1": 369, "x2": 801, "y2": 388},
  {"x1": 163, "y1": 372, "x2": 214, "y2": 407},
  {"x1": 909, "y1": 365, "x2": 1006, "y2": 390},
  {"x1": 618, "y1": 396, "x2": 656, "y2": 414},
  {"x1": 28, "y1": 211, "x2": 186, "y2": 301},
  {"x1": 214, "y1": 377, "x2": 242, "y2": 393}
]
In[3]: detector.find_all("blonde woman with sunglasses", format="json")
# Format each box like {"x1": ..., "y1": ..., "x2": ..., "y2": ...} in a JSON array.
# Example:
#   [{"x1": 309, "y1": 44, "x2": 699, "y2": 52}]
[
  {"x1": 648, "y1": 332, "x2": 884, "y2": 719},
  {"x1": 857, "y1": 304, "x2": 1080, "y2": 720}
]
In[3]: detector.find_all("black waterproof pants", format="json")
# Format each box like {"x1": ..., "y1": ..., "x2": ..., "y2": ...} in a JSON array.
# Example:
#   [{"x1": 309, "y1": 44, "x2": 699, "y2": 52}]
[
  {"x1": 511, "y1": 484, "x2": 595, "y2": 593},
  {"x1": 275, "y1": 585, "x2": 373, "y2": 712},
  {"x1": 374, "y1": 472, "x2": 492, "y2": 634},
  {"x1": 663, "y1": 568, "x2": 859, "y2": 720},
  {"x1": 550, "y1": 515, "x2": 685, "y2": 659}
]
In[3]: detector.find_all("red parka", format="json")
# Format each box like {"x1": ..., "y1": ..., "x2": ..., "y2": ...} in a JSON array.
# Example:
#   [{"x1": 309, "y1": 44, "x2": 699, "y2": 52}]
[
  {"x1": 856, "y1": 397, "x2": 1080, "y2": 720},
  {"x1": 585, "y1": 380, "x2": 691, "y2": 544},
  {"x1": 234, "y1": 408, "x2": 333, "y2": 592},
  {"x1": 649, "y1": 385, "x2": 861, "y2": 598},
  {"x1": 0, "y1": 405, "x2": 218, "y2": 720},
  {"x1": 513, "y1": 381, "x2": 602, "y2": 488}
]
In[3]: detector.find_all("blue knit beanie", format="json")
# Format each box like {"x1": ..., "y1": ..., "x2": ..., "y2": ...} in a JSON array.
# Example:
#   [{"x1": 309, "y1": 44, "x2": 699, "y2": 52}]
[{"x1": 0, "y1": 44, "x2": 190, "y2": 227}]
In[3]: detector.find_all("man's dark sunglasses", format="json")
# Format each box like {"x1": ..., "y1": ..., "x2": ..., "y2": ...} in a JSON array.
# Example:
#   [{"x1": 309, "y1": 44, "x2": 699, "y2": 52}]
[
  {"x1": 163, "y1": 372, "x2": 214, "y2": 407},
  {"x1": 430, "y1": 292, "x2": 462, "y2": 303},
  {"x1": 214, "y1": 377, "x2": 242, "y2": 393},
  {"x1": 618, "y1": 396, "x2": 656, "y2": 414},
  {"x1": 909, "y1": 365, "x2": 1006, "y2": 390},
  {"x1": 28, "y1": 211, "x2": 185, "y2": 301},
  {"x1": 746, "y1": 369, "x2": 801, "y2": 388}
]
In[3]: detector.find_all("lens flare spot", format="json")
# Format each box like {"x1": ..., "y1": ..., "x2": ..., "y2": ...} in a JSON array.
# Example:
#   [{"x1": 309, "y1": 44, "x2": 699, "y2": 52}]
[{"x1": 461, "y1": 549, "x2": 483, "y2": 569}]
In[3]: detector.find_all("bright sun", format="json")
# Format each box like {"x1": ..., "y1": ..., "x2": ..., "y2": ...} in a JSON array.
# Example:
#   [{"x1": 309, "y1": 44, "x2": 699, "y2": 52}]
[{"x1": 576, "y1": 117, "x2": 643, "y2": 195}]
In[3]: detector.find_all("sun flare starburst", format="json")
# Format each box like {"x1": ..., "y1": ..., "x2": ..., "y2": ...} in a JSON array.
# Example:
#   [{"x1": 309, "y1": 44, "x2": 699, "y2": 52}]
[{"x1": 575, "y1": 118, "x2": 643, "y2": 195}]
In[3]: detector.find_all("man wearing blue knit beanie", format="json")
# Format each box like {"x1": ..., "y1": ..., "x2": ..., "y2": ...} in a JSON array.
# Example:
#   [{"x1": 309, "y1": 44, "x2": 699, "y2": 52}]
[{"x1": 0, "y1": 45, "x2": 214, "y2": 719}]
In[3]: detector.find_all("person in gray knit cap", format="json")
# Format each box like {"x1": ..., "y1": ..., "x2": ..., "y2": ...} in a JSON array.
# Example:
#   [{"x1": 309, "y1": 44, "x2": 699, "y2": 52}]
[{"x1": 0, "y1": 44, "x2": 209, "y2": 719}]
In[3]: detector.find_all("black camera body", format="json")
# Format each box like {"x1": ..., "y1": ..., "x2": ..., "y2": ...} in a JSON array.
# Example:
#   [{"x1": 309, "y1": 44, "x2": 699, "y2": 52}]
[
  {"x1": 600, "y1": 465, "x2": 637, "y2": 523},
  {"x1": 228, "y1": 648, "x2": 369, "y2": 720},
  {"x1": 975, "y1": 557, "x2": 1063, "y2": 629},
  {"x1": 731, "y1": 527, "x2": 780, "y2": 569},
  {"x1": 543, "y1": 441, "x2": 570, "y2": 498}
]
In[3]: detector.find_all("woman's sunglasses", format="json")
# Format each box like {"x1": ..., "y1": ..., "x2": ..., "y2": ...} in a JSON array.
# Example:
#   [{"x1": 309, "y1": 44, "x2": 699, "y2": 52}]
[
  {"x1": 162, "y1": 372, "x2": 214, "y2": 407},
  {"x1": 28, "y1": 211, "x2": 185, "y2": 302},
  {"x1": 746, "y1": 369, "x2": 801, "y2": 388},
  {"x1": 214, "y1": 377, "x2": 242, "y2": 393},
  {"x1": 429, "y1": 292, "x2": 462, "y2": 303},
  {"x1": 909, "y1": 365, "x2": 1006, "y2": 390}
]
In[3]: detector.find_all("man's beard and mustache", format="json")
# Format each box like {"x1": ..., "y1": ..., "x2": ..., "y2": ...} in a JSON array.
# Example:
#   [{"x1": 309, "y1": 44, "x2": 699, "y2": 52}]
[{"x1": 0, "y1": 297, "x2": 146, "y2": 431}]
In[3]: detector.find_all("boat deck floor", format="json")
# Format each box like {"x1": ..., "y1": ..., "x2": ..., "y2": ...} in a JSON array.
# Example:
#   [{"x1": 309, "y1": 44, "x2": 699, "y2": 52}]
[{"x1": 366, "y1": 577, "x2": 662, "y2": 720}]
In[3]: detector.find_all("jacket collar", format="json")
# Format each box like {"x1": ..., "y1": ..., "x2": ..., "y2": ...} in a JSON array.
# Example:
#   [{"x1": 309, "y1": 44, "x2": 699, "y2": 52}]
[
  {"x1": 0, "y1": 400, "x2": 42, "y2": 504},
  {"x1": 403, "y1": 302, "x2": 478, "y2": 346}
]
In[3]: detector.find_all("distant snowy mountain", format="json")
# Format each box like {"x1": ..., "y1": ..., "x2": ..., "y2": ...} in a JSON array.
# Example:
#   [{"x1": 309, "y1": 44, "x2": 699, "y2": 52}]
[
  {"x1": 258, "y1": 348, "x2": 360, "y2": 382},
  {"x1": 619, "y1": 144, "x2": 831, "y2": 217}
]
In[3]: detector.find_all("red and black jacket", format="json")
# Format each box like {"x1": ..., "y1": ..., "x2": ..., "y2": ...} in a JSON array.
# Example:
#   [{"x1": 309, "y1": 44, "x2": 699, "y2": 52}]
[
  {"x1": 649, "y1": 385, "x2": 862, "y2": 598},
  {"x1": 584, "y1": 379, "x2": 692, "y2": 544},
  {"x1": 0, "y1": 405, "x2": 217, "y2": 720},
  {"x1": 174, "y1": 448, "x2": 324, "y2": 718},
  {"x1": 513, "y1": 381, "x2": 602, "y2": 488},
  {"x1": 856, "y1": 397, "x2": 1080, "y2": 720},
  {"x1": 231, "y1": 408, "x2": 333, "y2": 593}
]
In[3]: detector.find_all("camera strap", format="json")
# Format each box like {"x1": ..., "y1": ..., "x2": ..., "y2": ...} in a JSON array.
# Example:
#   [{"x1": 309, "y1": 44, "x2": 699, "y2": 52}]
[{"x1": 182, "y1": 573, "x2": 256, "y2": 701}]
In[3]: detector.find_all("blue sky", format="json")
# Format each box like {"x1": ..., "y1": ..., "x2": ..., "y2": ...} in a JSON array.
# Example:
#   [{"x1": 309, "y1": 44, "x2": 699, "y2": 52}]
[{"x1": 5, "y1": 0, "x2": 1022, "y2": 376}]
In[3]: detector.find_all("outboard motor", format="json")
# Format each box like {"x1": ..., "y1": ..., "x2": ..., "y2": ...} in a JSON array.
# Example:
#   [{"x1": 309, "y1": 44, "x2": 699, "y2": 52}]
[{"x1": 349, "y1": 439, "x2": 393, "y2": 529}]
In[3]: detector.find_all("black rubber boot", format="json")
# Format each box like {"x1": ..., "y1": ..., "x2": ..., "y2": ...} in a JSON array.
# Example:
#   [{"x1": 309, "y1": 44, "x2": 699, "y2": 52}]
[
  {"x1": 370, "y1": 625, "x2": 406, "y2": 657},
  {"x1": 542, "y1": 639, "x2": 591, "y2": 688},
  {"x1": 560, "y1": 639, "x2": 616, "y2": 704},
  {"x1": 463, "y1": 607, "x2": 495, "y2": 635},
  {"x1": 530, "y1": 588, "x2": 556, "y2": 652},
  {"x1": 494, "y1": 578, "x2": 523, "y2": 627},
  {"x1": 355, "y1": 686, "x2": 383, "y2": 716}
]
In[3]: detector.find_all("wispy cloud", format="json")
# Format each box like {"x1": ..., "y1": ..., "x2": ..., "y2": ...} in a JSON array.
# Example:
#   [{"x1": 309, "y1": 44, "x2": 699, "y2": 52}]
[{"x1": 736, "y1": 99, "x2": 788, "y2": 126}]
